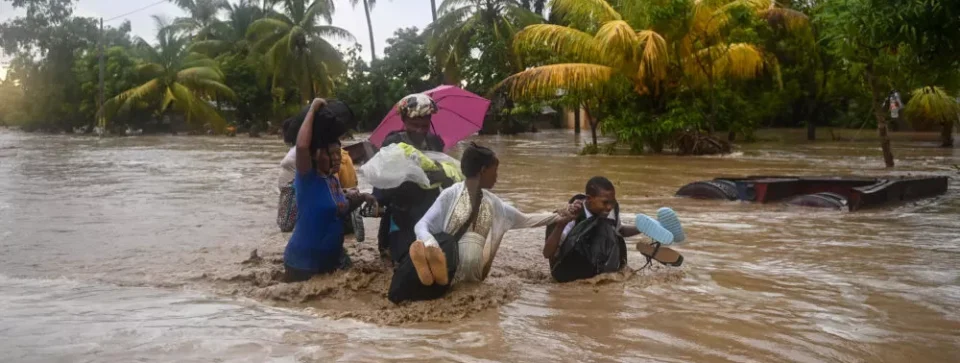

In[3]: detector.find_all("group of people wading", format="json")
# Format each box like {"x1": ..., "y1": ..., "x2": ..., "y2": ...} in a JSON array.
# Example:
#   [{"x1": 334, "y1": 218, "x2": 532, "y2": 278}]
[{"x1": 276, "y1": 94, "x2": 685, "y2": 304}]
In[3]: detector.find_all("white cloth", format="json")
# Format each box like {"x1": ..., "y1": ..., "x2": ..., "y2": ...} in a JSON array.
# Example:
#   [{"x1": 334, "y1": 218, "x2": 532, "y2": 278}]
[
  {"x1": 414, "y1": 182, "x2": 560, "y2": 283},
  {"x1": 560, "y1": 207, "x2": 616, "y2": 240},
  {"x1": 278, "y1": 147, "x2": 296, "y2": 189}
]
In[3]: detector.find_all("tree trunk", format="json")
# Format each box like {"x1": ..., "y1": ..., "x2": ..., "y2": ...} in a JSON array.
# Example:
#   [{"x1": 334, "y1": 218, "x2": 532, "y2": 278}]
[
  {"x1": 590, "y1": 121, "x2": 598, "y2": 147},
  {"x1": 727, "y1": 131, "x2": 736, "y2": 142},
  {"x1": 866, "y1": 69, "x2": 894, "y2": 167},
  {"x1": 707, "y1": 75, "x2": 717, "y2": 134},
  {"x1": 363, "y1": 0, "x2": 377, "y2": 61},
  {"x1": 584, "y1": 104, "x2": 597, "y2": 146},
  {"x1": 941, "y1": 121, "x2": 954, "y2": 148},
  {"x1": 430, "y1": 0, "x2": 437, "y2": 22},
  {"x1": 573, "y1": 105, "x2": 581, "y2": 134}
]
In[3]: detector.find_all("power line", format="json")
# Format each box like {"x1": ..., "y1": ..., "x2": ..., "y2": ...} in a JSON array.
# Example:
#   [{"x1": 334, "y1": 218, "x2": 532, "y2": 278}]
[{"x1": 104, "y1": 0, "x2": 170, "y2": 23}]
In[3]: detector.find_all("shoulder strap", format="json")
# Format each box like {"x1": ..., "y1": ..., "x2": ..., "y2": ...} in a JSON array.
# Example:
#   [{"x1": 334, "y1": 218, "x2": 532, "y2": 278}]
[{"x1": 452, "y1": 187, "x2": 482, "y2": 241}]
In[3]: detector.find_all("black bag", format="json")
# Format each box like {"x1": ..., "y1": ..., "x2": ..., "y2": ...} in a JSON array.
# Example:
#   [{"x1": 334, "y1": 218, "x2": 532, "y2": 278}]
[
  {"x1": 547, "y1": 195, "x2": 627, "y2": 283},
  {"x1": 387, "y1": 189, "x2": 482, "y2": 303},
  {"x1": 282, "y1": 100, "x2": 356, "y2": 145}
]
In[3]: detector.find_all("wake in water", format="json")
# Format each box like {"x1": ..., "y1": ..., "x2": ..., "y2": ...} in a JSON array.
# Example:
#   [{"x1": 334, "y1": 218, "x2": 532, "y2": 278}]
[{"x1": 199, "y1": 230, "x2": 686, "y2": 326}]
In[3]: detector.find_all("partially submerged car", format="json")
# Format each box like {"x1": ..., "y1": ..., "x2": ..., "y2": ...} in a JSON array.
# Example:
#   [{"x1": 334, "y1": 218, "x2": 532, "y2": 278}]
[{"x1": 676, "y1": 175, "x2": 949, "y2": 211}]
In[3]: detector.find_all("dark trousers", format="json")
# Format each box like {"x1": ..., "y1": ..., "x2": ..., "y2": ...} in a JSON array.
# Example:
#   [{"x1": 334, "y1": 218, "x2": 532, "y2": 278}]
[{"x1": 387, "y1": 236, "x2": 458, "y2": 304}]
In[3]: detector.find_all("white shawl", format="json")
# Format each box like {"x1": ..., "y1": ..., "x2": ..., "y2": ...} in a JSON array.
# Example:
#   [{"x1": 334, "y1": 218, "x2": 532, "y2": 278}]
[{"x1": 414, "y1": 182, "x2": 559, "y2": 282}]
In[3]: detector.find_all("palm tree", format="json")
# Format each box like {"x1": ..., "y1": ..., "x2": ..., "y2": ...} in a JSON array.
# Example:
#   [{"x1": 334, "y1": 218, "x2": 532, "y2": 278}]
[
  {"x1": 190, "y1": 0, "x2": 264, "y2": 57},
  {"x1": 904, "y1": 86, "x2": 960, "y2": 147},
  {"x1": 101, "y1": 18, "x2": 236, "y2": 131},
  {"x1": 171, "y1": 0, "x2": 230, "y2": 39},
  {"x1": 349, "y1": 0, "x2": 379, "y2": 61},
  {"x1": 500, "y1": 0, "x2": 805, "y2": 137},
  {"x1": 425, "y1": 0, "x2": 543, "y2": 84},
  {"x1": 247, "y1": 0, "x2": 355, "y2": 100}
]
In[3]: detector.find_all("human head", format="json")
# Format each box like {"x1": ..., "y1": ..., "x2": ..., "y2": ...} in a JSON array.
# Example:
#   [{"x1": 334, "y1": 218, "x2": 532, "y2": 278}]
[
  {"x1": 585, "y1": 176, "x2": 616, "y2": 217},
  {"x1": 311, "y1": 130, "x2": 342, "y2": 176},
  {"x1": 397, "y1": 93, "x2": 438, "y2": 140},
  {"x1": 461, "y1": 143, "x2": 499, "y2": 189}
]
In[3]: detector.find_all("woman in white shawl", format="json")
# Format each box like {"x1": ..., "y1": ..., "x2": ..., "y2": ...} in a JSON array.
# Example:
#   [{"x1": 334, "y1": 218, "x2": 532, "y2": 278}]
[{"x1": 388, "y1": 143, "x2": 566, "y2": 303}]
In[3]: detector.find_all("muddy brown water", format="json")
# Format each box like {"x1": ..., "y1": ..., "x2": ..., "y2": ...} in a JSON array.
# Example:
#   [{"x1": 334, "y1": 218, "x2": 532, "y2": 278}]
[{"x1": 1, "y1": 129, "x2": 958, "y2": 362}]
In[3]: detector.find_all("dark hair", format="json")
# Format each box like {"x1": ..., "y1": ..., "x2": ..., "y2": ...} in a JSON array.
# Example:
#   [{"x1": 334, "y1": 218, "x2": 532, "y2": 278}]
[
  {"x1": 461, "y1": 143, "x2": 497, "y2": 178},
  {"x1": 586, "y1": 176, "x2": 615, "y2": 196}
]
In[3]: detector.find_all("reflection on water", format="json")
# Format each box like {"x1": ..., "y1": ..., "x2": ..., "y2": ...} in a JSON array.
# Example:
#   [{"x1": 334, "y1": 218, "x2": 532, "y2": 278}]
[{"x1": 1, "y1": 129, "x2": 958, "y2": 362}]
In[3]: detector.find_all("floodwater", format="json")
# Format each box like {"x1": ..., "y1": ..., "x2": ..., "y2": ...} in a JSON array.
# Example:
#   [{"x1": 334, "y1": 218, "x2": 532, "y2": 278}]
[{"x1": 1, "y1": 129, "x2": 958, "y2": 362}]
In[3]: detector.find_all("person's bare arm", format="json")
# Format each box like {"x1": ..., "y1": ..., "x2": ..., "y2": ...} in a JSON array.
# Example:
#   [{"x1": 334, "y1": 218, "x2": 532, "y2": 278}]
[
  {"x1": 543, "y1": 220, "x2": 571, "y2": 259},
  {"x1": 619, "y1": 225, "x2": 641, "y2": 238},
  {"x1": 295, "y1": 98, "x2": 326, "y2": 174},
  {"x1": 543, "y1": 202, "x2": 580, "y2": 259}
]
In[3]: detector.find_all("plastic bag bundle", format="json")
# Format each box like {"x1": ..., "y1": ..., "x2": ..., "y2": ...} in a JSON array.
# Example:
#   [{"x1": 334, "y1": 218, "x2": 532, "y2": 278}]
[{"x1": 359, "y1": 143, "x2": 463, "y2": 189}]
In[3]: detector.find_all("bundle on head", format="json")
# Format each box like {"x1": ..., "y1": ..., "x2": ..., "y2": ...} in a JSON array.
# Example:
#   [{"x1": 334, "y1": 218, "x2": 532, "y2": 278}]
[{"x1": 282, "y1": 100, "x2": 357, "y2": 148}]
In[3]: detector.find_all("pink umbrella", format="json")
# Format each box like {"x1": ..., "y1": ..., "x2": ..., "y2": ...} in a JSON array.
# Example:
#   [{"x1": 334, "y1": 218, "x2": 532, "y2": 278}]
[{"x1": 368, "y1": 85, "x2": 490, "y2": 151}]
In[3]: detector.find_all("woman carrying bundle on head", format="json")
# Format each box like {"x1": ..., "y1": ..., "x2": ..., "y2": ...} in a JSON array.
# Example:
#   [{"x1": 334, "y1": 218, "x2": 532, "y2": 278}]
[
  {"x1": 281, "y1": 98, "x2": 375, "y2": 282},
  {"x1": 387, "y1": 143, "x2": 572, "y2": 303},
  {"x1": 278, "y1": 106, "x2": 361, "y2": 234}
]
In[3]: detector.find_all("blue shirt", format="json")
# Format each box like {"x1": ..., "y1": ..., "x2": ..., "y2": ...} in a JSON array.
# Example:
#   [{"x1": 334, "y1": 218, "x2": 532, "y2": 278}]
[{"x1": 283, "y1": 171, "x2": 347, "y2": 273}]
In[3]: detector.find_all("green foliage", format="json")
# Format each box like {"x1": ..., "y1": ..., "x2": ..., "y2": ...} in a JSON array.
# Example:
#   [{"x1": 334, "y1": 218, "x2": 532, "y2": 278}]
[{"x1": 334, "y1": 27, "x2": 440, "y2": 131}]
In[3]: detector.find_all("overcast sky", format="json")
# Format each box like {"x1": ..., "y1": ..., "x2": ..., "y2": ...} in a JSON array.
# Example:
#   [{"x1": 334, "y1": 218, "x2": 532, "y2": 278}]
[{"x1": 0, "y1": 0, "x2": 435, "y2": 78}]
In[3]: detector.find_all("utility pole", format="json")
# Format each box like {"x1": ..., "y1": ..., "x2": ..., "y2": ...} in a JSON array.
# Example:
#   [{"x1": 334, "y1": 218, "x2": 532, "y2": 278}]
[{"x1": 98, "y1": 17, "x2": 105, "y2": 137}]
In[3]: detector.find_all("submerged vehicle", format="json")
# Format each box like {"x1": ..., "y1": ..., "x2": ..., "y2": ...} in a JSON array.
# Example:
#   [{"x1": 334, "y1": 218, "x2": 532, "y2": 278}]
[{"x1": 676, "y1": 175, "x2": 949, "y2": 211}]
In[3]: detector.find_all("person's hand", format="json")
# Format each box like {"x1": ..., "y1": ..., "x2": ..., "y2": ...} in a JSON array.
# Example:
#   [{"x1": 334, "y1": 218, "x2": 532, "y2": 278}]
[
  {"x1": 555, "y1": 200, "x2": 582, "y2": 224},
  {"x1": 344, "y1": 188, "x2": 361, "y2": 201},
  {"x1": 362, "y1": 193, "x2": 377, "y2": 205},
  {"x1": 310, "y1": 98, "x2": 327, "y2": 112}
]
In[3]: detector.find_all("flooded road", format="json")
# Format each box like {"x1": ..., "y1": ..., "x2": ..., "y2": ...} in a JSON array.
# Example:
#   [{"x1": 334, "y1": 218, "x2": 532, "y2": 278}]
[{"x1": 1, "y1": 129, "x2": 958, "y2": 362}]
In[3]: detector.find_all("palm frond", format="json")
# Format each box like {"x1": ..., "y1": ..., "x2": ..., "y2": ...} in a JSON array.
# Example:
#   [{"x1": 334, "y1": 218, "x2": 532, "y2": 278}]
[
  {"x1": 304, "y1": 0, "x2": 336, "y2": 25},
  {"x1": 177, "y1": 66, "x2": 224, "y2": 83},
  {"x1": 636, "y1": 30, "x2": 668, "y2": 83},
  {"x1": 189, "y1": 39, "x2": 229, "y2": 56},
  {"x1": 497, "y1": 63, "x2": 615, "y2": 100},
  {"x1": 170, "y1": 82, "x2": 226, "y2": 130},
  {"x1": 182, "y1": 56, "x2": 221, "y2": 71},
  {"x1": 194, "y1": 79, "x2": 238, "y2": 101},
  {"x1": 247, "y1": 17, "x2": 292, "y2": 41},
  {"x1": 718, "y1": 43, "x2": 765, "y2": 79},
  {"x1": 906, "y1": 86, "x2": 960, "y2": 126},
  {"x1": 513, "y1": 24, "x2": 604, "y2": 65},
  {"x1": 136, "y1": 63, "x2": 165, "y2": 80},
  {"x1": 116, "y1": 79, "x2": 164, "y2": 103},
  {"x1": 310, "y1": 25, "x2": 356, "y2": 42},
  {"x1": 437, "y1": 0, "x2": 473, "y2": 16},
  {"x1": 550, "y1": 0, "x2": 622, "y2": 26},
  {"x1": 595, "y1": 20, "x2": 639, "y2": 66},
  {"x1": 504, "y1": 3, "x2": 544, "y2": 27}
]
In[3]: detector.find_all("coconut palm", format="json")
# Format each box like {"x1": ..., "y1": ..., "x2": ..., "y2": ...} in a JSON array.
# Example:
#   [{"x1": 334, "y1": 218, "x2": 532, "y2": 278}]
[
  {"x1": 247, "y1": 0, "x2": 354, "y2": 100},
  {"x1": 425, "y1": 0, "x2": 543, "y2": 84},
  {"x1": 171, "y1": 0, "x2": 230, "y2": 39},
  {"x1": 905, "y1": 86, "x2": 960, "y2": 147},
  {"x1": 349, "y1": 0, "x2": 380, "y2": 61},
  {"x1": 190, "y1": 0, "x2": 264, "y2": 57},
  {"x1": 500, "y1": 0, "x2": 805, "y2": 132},
  {"x1": 101, "y1": 19, "x2": 236, "y2": 131}
]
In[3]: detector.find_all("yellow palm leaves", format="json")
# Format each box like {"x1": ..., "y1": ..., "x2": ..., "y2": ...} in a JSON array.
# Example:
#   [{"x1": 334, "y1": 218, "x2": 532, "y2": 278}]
[
  {"x1": 503, "y1": 18, "x2": 668, "y2": 98},
  {"x1": 501, "y1": 64, "x2": 615, "y2": 100},
  {"x1": 905, "y1": 86, "x2": 960, "y2": 129},
  {"x1": 501, "y1": 0, "x2": 801, "y2": 101}
]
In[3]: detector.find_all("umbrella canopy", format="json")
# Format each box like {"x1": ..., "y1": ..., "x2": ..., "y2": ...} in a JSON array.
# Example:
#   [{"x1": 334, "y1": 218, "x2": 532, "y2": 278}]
[{"x1": 368, "y1": 85, "x2": 490, "y2": 151}]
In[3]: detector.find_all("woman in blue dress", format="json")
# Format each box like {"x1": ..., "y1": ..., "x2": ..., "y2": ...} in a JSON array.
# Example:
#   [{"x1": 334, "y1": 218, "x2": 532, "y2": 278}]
[{"x1": 283, "y1": 98, "x2": 374, "y2": 282}]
